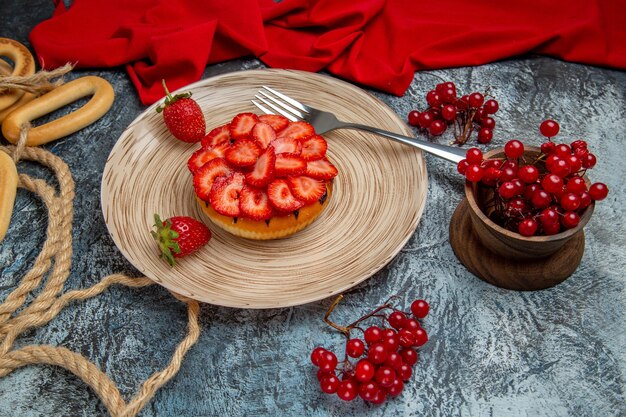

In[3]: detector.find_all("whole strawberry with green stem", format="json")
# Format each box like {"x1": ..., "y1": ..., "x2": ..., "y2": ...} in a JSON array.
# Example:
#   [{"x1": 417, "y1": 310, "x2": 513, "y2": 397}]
[
  {"x1": 151, "y1": 214, "x2": 211, "y2": 266},
  {"x1": 156, "y1": 80, "x2": 206, "y2": 143}
]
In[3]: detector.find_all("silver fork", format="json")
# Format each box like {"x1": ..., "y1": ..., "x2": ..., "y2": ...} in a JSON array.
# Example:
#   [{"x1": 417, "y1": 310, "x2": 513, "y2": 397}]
[{"x1": 252, "y1": 86, "x2": 466, "y2": 164}]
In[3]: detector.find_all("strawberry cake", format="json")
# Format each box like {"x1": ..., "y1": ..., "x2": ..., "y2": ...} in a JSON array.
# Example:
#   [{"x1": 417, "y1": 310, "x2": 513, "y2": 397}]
[{"x1": 188, "y1": 112, "x2": 338, "y2": 240}]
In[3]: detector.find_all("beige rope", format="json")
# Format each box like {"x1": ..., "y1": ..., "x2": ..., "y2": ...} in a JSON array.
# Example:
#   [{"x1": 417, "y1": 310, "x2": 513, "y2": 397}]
[
  {"x1": 0, "y1": 63, "x2": 73, "y2": 95},
  {"x1": 0, "y1": 125, "x2": 201, "y2": 416}
]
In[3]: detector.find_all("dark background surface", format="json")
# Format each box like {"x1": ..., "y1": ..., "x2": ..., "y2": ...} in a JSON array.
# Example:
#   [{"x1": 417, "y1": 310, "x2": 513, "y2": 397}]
[{"x1": 0, "y1": 1, "x2": 625, "y2": 416}]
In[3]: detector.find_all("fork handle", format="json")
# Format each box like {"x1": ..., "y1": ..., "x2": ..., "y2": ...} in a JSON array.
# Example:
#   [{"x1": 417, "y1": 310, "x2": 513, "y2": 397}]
[{"x1": 339, "y1": 122, "x2": 466, "y2": 164}]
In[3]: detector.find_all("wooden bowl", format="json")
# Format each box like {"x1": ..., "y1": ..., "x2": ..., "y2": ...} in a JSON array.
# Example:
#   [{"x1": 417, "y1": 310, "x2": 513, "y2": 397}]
[{"x1": 450, "y1": 146, "x2": 594, "y2": 290}]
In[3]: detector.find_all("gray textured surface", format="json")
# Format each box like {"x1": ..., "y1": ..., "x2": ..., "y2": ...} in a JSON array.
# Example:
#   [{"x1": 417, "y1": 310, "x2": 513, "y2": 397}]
[{"x1": 1, "y1": 3, "x2": 625, "y2": 417}]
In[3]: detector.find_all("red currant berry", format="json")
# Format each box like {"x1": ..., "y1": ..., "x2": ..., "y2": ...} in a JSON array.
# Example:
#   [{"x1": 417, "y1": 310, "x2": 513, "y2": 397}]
[
  {"x1": 346, "y1": 338, "x2": 365, "y2": 358},
  {"x1": 499, "y1": 181, "x2": 518, "y2": 199},
  {"x1": 543, "y1": 221, "x2": 561, "y2": 235},
  {"x1": 518, "y1": 165, "x2": 539, "y2": 184},
  {"x1": 411, "y1": 299, "x2": 430, "y2": 318},
  {"x1": 403, "y1": 318, "x2": 421, "y2": 332},
  {"x1": 407, "y1": 110, "x2": 421, "y2": 127},
  {"x1": 318, "y1": 350, "x2": 338, "y2": 372},
  {"x1": 542, "y1": 174, "x2": 564, "y2": 194},
  {"x1": 370, "y1": 389, "x2": 387, "y2": 405},
  {"x1": 504, "y1": 139, "x2": 524, "y2": 159},
  {"x1": 414, "y1": 328, "x2": 428, "y2": 347},
  {"x1": 518, "y1": 218, "x2": 538, "y2": 237},
  {"x1": 579, "y1": 191, "x2": 592, "y2": 209},
  {"x1": 388, "y1": 378, "x2": 404, "y2": 397},
  {"x1": 554, "y1": 143, "x2": 572, "y2": 159},
  {"x1": 385, "y1": 352, "x2": 403, "y2": 369},
  {"x1": 383, "y1": 334, "x2": 400, "y2": 353},
  {"x1": 382, "y1": 328, "x2": 397, "y2": 338},
  {"x1": 418, "y1": 111, "x2": 434, "y2": 129},
  {"x1": 589, "y1": 182, "x2": 609, "y2": 200},
  {"x1": 500, "y1": 166, "x2": 517, "y2": 182},
  {"x1": 388, "y1": 311, "x2": 407, "y2": 329},
  {"x1": 473, "y1": 107, "x2": 488, "y2": 122},
  {"x1": 368, "y1": 343, "x2": 388, "y2": 364},
  {"x1": 428, "y1": 120, "x2": 446, "y2": 136},
  {"x1": 567, "y1": 155, "x2": 582, "y2": 173},
  {"x1": 311, "y1": 347, "x2": 326, "y2": 366},
  {"x1": 457, "y1": 159, "x2": 469, "y2": 175},
  {"x1": 481, "y1": 117, "x2": 496, "y2": 130},
  {"x1": 358, "y1": 381, "x2": 380, "y2": 402},
  {"x1": 560, "y1": 193, "x2": 581, "y2": 211},
  {"x1": 468, "y1": 92, "x2": 485, "y2": 108},
  {"x1": 531, "y1": 189, "x2": 553, "y2": 209},
  {"x1": 484, "y1": 99, "x2": 499, "y2": 114},
  {"x1": 540, "y1": 119, "x2": 560, "y2": 138},
  {"x1": 426, "y1": 90, "x2": 442, "y2": 107},
  {"x1": 364, "y1": 326, "x2": 383, "y2": 344},
  {"x1": 397, "y1": 364, "x2": 413, "y2": 381},
  {"x1": 320, "y1": 373, "x2": 341, "y2": 394},
  {"x1": 443, "y1": 81, "x2": 456, "y2": 92},
  {"x1": 337, "y1": 379, "x2": 359, "y2": 401},
  {"x1": 571, "y1": 139, "x2": 587, "y2": 149},
  {"x1": 355, "y1": 358, "x2": 376, "y2": 382},
  {"x1": 465, "y1": 164, "x2": 483, "y2": 182},
  {"x1": 541, "y1": 141, "x2": 556, "y2": 155},
  {"x1": 506, "y1": 198, "x2": 528, "y2": 217},
  {"x1": 441, "y1": 104, "x2": 457, "y2": 121},
  {"x1": 317, "y1": 369, "x2": 332, "y2": 381},
  {"x1": 375, "y1": 366, "x2": 396, "y2": 388},
  {"x1": 549, "y1": 158, "x2": 571, "y2": 178},
  {"x1": 523, "y1": 183, "x2": 541, "y2": 200},
  {"x1": 582, "y1": 153, "x2": 597, "y2": 169},
  {"x1": 482, "y1": 167, "x2": 502, "y2": 186},
  {"x1": 466, "y1": 147, "x2": 483, "y2": 165},
  {"x1": 539, "y1": 207, "x2": 559, "y2": 226},
  {"x1": 441, "y1": 87, "x2": 457, "y2": 104},
  {"x1": 574, "y1": 146, "x2": 589, "y2": 159},
  {"x1": 435, "y1": 83, "x2": 445, "y2": 93},
  {"x1": 561, "y1": 211, "x2": 580, "y2": 229},
  {"x1": 400, "y1": 348, "x2": 419, "y2": 366},
  {"x1": 460, "y1": 94, "x2": 470, "y2": 105},
  {"x1": 477, "y1": 127, "x2": 493, "y2": 144},
  {"x1": 398, "y1": 329, "x2": 416, "y2": 347}
]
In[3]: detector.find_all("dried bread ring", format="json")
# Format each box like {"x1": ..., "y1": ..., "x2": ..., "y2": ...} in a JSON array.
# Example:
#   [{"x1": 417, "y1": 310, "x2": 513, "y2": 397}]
[
  {"x1": 0, "y1": 59, "x2": 35, "y2": 123},
  {"x1": 0, "y1": 150, "x2": 18, "y2": 241},
  {"x1": 0, "y1": 38, "x2": 36, "y2": 112},
  {"x1": 2, "y1": 76, "x2": 115, "y2": 146}
]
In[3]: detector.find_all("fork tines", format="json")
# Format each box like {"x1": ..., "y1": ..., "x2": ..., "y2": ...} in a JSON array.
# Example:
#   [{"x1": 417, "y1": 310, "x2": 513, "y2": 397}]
[{"x1": 252, "y1": 86, "x2": 308, "y2": 121}]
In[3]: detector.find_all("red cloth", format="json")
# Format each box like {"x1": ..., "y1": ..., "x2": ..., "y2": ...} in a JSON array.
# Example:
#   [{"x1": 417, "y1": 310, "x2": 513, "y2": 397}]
[{"x1": 30, "y1": 0, "x2": 626, "y2": 105}]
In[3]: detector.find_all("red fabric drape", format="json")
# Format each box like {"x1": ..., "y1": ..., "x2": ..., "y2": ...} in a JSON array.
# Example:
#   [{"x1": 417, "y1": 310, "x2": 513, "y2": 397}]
[{"x1": 29, "y1": 0, "x2": 626, "y2": 105}]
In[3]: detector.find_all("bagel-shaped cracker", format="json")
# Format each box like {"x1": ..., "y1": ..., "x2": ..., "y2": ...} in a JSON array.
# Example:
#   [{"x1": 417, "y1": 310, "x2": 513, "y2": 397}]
[
  {"x1": 0, "y1": 38, "x2": 35, "y2": 112},
  {"x1": 2, "y1": 76, "x2": 115, "y2": 146}
]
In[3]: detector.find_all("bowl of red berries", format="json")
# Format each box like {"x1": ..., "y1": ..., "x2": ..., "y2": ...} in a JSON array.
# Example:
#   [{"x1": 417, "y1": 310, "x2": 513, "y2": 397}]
[{"x1": 450, "y1": 120, "x2": 609, "y2": 290}]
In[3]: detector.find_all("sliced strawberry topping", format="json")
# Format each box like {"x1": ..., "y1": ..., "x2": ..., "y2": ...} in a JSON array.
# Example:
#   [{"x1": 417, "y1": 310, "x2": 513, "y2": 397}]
[
  {"x1": 271, "y1": 137, "x2": 302, "y2": 155},
  {"x1": 300, "y1": 135, "x2": 328, "y2": 161},
  {"x1": 201, "y1": 124, "x2": 231, "y2": 148},
  {"x1": 239, "y1": 185, "x2": 274, "y2": 221},
  {"x1": 287, "y1": 176, "x2": 326, "y2": 204},
  {"x1": 193, "y1": 158, "x2": 232, "y2": 201},
  {"x1": 225, "y1": 139, "x2": 261, "y2": 167},
  {"x1": 229, "y1": 113, "x2": 259, "y2": 140},
  {"x1": 267, "y1": 179, "x2": 304, "y2": 213},
  {"x1": 305, "y1": 158, "x2": 338, "y2": 180},
  {"x1": 277, "y1": 121, "x2": 315, "y2": 141},
  {"x1": 258, "y1": 114, "x2": 289, "y2": 132},
  {"x1": 275, "y1": 153, "x2": 306, "y2": 177},
  {"x1": 245, "y1": 146, "x2": 276, "y2": 188},
  {"x1": 209, "y1": 172, "x2": 244, "y2": 217},
  {"x1": 251, "y1": 122, "x2": 276, "y2": 149},
  {"x1": 188, "y1": 142, "x2": 230, "y2": 174}
]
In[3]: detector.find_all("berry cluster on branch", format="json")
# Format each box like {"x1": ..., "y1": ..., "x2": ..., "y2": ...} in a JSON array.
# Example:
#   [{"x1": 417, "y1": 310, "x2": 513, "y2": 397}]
[
  {"x1": 407, "y1": 81, "x2": 499, "y2": 145},
  {"x1": 310, "y1": 295, "x2": 430, "y2": 404}
]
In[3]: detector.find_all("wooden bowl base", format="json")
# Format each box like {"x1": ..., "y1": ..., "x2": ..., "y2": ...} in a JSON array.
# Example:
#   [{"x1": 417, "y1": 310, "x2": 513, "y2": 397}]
[{"x1": 449, "y1": 199, "x2": 585, "y2": 291}]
